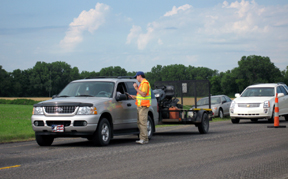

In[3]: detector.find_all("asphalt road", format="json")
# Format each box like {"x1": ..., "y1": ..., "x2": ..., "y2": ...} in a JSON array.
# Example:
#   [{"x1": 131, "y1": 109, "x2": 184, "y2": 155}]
[{"x1": 1, "y1": 118, "x2": 288, "y2": 179}]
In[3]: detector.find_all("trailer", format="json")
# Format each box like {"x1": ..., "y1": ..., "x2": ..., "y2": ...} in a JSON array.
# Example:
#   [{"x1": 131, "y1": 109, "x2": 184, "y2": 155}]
[{"x1": 153, "y1": 80, "x2": 212, "y2": 134}]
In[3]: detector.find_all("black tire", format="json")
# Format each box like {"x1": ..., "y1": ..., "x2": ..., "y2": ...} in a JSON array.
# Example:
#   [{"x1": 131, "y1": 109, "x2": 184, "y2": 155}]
[
  {"x1": 285, "y1": 115, "x2": 288, "y2": 121},
  {"x1": 231, "y1": 118, "x2": 240, "y2": 124},
  {"x1": 251, "y1": 119, "x2": 258, "y2": 122},
  {"x1": 147, "y1": 116, "x2": 155, "y2": 140},
  {"x1": 198, "y1": 113, "x2": 209, "y2": 134},
  {"x1": 176, "y1": 104, "x2": 183, "y2": 109},
  {"x1": 92, "y1": 118, "x2": 111, "y2": 146},
  {"x1": 35, "y1": 134, "x2": 54, "y2": 146},
  {"x1": 268, "y1": 109, "x2": 274, "y2": 123},
  {"x1": 219, "y1": 109, "x2": 224, "y2": 119}
]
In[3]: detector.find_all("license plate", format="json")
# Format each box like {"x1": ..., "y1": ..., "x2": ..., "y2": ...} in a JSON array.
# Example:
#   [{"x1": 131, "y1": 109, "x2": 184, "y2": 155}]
[{"x1": 52, "y1": 125, "x2": 64, "y2": 132}]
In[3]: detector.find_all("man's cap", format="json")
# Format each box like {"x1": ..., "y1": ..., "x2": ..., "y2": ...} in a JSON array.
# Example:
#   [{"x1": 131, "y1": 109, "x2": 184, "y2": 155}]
[{"x1": 133, "y1": 71, "x2": 145, "y2": 78}]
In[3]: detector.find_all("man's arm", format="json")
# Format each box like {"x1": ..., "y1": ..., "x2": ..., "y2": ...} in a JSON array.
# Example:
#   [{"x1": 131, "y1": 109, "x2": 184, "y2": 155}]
[{"x1": 133, "y1": 83, "x2": 148, "y2": 97}]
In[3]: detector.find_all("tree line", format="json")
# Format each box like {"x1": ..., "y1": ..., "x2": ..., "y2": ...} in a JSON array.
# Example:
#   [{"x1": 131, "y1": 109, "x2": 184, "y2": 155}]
[{"x1": 0, "y1": 55, "x2": 287, "y2": 97}]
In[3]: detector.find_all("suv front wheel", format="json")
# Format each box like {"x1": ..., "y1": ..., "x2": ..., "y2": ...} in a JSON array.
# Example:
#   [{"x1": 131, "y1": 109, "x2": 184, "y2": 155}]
[
  {"x1": 147, "y1": 116, "x2": 154, "y2": 140},
  {"x1": 231, "y1": 118, "x2": 240, "y2": 124},
  {"x1": 92, "y1": 118, "x2": 111, "y2": 146},
  {"x1": 268, "y1": 108, "x2": 274, "y2": 123},
  {"x1": 35, "y1": 134, "x2": 54, "y2": 146},
  {"x1": 285, "y1": 115, "x2": 288, "y2": 121}
]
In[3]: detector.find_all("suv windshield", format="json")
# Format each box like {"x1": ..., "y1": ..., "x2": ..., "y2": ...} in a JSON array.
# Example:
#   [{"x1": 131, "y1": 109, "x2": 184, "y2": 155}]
[
  {"x1": 241, "y1": 87, "x2": 274, "y2": 97},
  {"x1": 58, "y1": 81, "x2": 115, "y2": 98}
]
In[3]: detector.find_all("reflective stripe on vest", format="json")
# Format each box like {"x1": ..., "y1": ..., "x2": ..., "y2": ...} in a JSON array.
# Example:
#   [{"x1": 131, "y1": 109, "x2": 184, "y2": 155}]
[{"x1": 135, "y1": 79, "x2": 151, "y2": 107}]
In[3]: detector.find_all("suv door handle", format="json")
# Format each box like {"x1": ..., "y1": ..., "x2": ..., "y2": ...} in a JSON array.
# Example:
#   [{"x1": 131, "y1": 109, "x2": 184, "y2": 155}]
[{"x1": 127, "y1": 103, "x2": 131, "y2": 107}]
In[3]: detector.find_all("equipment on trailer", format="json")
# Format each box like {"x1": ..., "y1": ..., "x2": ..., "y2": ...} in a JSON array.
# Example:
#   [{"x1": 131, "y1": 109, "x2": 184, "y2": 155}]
[{"x1": 153, "y1": 80, "x2": 212, "y2": 134}]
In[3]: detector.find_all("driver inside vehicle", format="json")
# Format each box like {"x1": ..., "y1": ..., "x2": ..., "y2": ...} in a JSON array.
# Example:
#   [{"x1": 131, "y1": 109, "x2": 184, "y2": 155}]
[
  {"x1": 77, "y1": 86, "x2": 90, "y2": 96},
  {"x1": 95, "y1": 84, "x2": 113, "y2": 97}
]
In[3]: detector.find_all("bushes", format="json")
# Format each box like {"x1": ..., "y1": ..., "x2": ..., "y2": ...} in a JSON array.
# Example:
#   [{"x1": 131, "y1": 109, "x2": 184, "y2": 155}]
[{"x1": 0, "y1": 99, "x2": 38, "y2": 105}]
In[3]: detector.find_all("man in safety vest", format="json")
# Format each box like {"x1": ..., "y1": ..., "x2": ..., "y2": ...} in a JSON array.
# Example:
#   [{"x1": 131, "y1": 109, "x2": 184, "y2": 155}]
[{"x1": 131, "y1": 71, "x2": 151, "y2": 144}]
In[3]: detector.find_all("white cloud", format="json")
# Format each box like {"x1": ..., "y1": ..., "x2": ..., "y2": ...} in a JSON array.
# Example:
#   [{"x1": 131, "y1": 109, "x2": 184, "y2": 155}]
[
  {"x1": 163, "y1": 4, "x2": 192, "y2": 17},
  {"x1": 124, "y1": 0, "x2": 288, "y2": 72},
  {"x1": 126, "y1": 25, "x2": 142, "y2": 44},
  {"x1": 137, "y1": 27, "x2": 154, "y2": 50},
  {"x1": 59, "y1": 3, "x2": 110, "y2": 52}
]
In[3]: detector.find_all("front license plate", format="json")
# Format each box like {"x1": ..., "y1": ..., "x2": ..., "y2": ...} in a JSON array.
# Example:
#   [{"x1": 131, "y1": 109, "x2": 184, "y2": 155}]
[{"x1": 52, "y1": 125, "x2": 64, "y2": 132}]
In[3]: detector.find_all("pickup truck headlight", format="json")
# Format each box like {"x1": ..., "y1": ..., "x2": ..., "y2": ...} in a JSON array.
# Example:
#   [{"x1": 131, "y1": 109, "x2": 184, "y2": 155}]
[
  {"x1": 77, "y1": 106, "x2": 97, "y2": 115},
  {"x1": 33, "y1": 107, "x2": 44, "y2": 115},
  {"x1": 263, "y1": 101, "x2": 270, "y2": 108}
]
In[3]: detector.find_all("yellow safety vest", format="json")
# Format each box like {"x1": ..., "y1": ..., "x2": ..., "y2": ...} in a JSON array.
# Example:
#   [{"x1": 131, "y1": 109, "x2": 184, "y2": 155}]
[{"x1": 135, "y1": 79, "x2": 151, "y2": 107}]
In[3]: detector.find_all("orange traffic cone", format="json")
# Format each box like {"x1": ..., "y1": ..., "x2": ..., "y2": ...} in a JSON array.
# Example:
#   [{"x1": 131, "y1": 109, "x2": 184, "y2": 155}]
[{"x1": 268, "y1": 93, "x2": 286, "y2": 128}]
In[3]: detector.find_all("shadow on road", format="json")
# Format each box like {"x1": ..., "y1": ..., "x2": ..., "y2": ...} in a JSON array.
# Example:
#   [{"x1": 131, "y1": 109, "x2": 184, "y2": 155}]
[
  {"x1": 235, "y1": 119, "x2": 287, "y2": 125},
  {"x1": 51, "y1": 137, "x2": 138, "y2": 147},
  {"x1": 154, "y1": 131, "x2": 199, "y2": 136}
]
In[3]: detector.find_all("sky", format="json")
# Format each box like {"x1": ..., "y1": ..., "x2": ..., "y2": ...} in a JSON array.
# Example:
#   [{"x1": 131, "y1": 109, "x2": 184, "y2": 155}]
[{"x1": 0, "y1": 0, "x2": 288, "y2": 73}]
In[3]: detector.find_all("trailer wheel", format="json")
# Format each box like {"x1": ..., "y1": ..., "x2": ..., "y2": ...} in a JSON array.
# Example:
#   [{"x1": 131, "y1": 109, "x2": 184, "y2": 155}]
[{"x1": 198, "y1": 113, "x2": 209, "y2": 134}]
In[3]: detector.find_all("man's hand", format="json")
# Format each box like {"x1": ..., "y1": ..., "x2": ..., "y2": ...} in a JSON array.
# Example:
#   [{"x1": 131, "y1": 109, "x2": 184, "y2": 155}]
[{"x1": 133, "y1": 83, "x2": 138, "y2": 89}]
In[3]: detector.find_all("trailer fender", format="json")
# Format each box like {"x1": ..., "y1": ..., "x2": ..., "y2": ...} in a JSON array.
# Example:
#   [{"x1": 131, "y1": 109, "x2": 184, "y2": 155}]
[{"x1": 195, "y1": 109, "x2": 206, "y2": 123}]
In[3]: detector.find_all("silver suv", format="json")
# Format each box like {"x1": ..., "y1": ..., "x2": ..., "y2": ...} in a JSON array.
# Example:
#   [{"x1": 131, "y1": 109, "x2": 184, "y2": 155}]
[{"x1": 31, "y1": 77, "x2": 158, "y2": 146}]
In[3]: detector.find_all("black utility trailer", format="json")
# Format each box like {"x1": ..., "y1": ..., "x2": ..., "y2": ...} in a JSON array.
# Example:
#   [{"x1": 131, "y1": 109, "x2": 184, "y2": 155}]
[{"x1": 153, "y1": 80, "x2": 212, "y2": 134}]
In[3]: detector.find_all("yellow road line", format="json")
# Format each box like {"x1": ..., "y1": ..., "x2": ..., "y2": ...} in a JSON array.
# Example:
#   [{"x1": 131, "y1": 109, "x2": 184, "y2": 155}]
[{"x1": 0, "y1": 165, "x2": 21, "y2": 170}]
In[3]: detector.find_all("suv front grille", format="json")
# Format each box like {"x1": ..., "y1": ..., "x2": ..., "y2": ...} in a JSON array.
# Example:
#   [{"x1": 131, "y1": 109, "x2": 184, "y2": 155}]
[
  {"x1": 44, "y1": 106, "x2": 76, "y2": 114},
  {"x1": 238, "y1": 103, "x2": 260, "y2": 108},
  {"x1": 46, "y1": 121, "x2": 71, "y2": 126}
]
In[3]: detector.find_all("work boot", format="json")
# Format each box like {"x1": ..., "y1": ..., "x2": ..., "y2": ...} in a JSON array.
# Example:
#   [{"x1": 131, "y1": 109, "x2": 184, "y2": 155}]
[{"x1": 136, "y1": 140, "x2": 148, "y2": 144}]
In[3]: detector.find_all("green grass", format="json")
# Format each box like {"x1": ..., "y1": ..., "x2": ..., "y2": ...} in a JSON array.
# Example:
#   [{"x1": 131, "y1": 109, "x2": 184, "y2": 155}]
[
  {"x1": 211, "y1": 117, "x2": 231, "y2": 122},
  {"x1": 0, "y1": 104, "x2": 35, "y2": 143}
]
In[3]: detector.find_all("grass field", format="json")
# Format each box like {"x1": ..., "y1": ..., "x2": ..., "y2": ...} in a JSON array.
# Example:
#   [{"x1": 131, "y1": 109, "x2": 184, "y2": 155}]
[
  {"x1": 0, "y1": 104, "x2": 35, "y2": 143},
  {"x1": 0, "y1": 104, "x2": 230, "y2": 143}
]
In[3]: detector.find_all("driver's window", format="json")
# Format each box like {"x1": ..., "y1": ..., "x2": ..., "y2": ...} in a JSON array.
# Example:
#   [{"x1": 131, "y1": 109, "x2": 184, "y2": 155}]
[
  {"x1": 221, "y1": 96, "x2": 226, "y2": 103},
  {"x1": 280, "y1": 86, "x2": 288, "y2": 95},
  {"x1": 116, "y1": 82, "x2": 129, "y2": 100}
]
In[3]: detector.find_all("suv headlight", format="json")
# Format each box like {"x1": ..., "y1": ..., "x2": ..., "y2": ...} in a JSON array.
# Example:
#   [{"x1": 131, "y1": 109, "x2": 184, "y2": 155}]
[
  {"x1": 33, "y1": 107, "x2": 44, "y2": 115},
  {"x1": 77, "y1": 106, "x2": 97, "y2": 115},
  {"x1": 263, "y1": 101, "x2": 270, "y2": 108},
  {"x1": 230, "y1": 101, "x2": 236, "y2": 109}
]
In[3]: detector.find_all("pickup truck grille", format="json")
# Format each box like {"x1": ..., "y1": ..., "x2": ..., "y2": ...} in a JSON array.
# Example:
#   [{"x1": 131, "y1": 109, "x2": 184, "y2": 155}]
[
  {"x1": 238, "y1": 103, "x2": 260, "y2": 108},
  {"x1": 44, "y1": 106, "x2": 76, "y2": 114}
]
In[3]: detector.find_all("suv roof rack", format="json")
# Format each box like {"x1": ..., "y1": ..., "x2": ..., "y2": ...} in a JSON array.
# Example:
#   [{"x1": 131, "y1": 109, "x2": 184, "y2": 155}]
[
  {"x1": 277, "y1": 82, "x2": 285, "y2": 85},
  {"x1": 85, "y1": 76, "x2": 135, "y2": 79}
]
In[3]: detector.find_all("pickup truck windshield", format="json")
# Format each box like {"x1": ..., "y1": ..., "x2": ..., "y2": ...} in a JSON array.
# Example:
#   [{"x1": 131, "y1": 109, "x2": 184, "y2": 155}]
[{"x1": 58, "y1": 81, "x2": 115, "y2": 98}]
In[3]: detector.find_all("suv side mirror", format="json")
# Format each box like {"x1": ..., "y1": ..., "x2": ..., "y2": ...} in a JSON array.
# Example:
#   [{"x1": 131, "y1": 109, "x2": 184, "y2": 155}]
[
  {"x1": 116, "y1": 94, "x2": 127, "y2": 101},
  {"x1": 278, "y1": 93, "x2": 284, "y2": 98},
  {"x1": 235, "y1": 93, "x2": 241, "y2": 98},
  {"x1": 52, "y1": 95, "x2": 58, "y2": 99}
]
